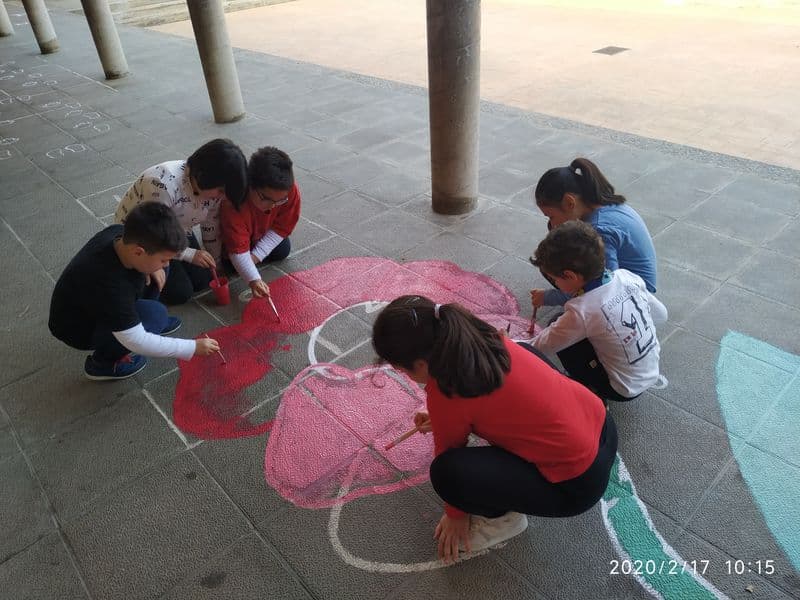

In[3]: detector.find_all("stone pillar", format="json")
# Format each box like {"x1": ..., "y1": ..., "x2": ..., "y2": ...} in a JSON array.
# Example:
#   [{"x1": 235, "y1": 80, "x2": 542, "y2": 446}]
[
  {"x1": 186, "y1": 0, "x2": 245, "y2": 123},
  {"x1": 80, "y1": 0, "x2": 128, "y2": 79},
  {"x1": 0, "y1": 1, "x2": 14, "y2": 37},
  {"x1": 21, "y1": 0, "x2": 58, "y2": 54},
  {"x1": 426, "y1": 0, "x2": 480, "y2": 215}
]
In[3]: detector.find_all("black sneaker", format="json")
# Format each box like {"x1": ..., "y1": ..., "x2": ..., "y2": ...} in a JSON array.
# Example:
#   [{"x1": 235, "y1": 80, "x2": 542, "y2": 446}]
[
  {"x1": 161, "y1": 316, "x2": 182, "y2": 335},
  {"x1": 84, "y1": 354, "x2": 147, "y2": 381}
]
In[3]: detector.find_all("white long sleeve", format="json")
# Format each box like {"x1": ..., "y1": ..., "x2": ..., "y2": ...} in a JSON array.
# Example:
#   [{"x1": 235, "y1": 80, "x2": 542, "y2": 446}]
[
  {"x1": 178, "y1": 247, "x2": 197, "y2": 262},
  {"x1": 251, "y1": 229, "x2": 284, "y2": 262},
  {"x1": 648, "y1": 292, "x2": 668, "y2": 325},
  {"x1": 531, "y1": 309, "x2": 588, "y2": 355},
  {"x1": 230, "y1": 251, "x2": 261, "y2": 282},
  {"x1": 112, "y1": 323, "x2": 196, "y2": 360}
]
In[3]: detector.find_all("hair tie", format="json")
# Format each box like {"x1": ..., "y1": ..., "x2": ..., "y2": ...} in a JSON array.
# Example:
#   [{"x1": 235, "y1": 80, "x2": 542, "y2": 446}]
[{"x1": 434, "y1": 303, "x2": 442, "y2": 320}]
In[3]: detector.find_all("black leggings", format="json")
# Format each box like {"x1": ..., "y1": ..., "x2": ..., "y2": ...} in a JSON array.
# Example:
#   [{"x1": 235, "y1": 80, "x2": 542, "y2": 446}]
[
  {"x1": 430, "y1": 412, "x2": 617, "y2": 518},
  {"x1": 557, "y1": 339, "x2": 639, "y2": 403}
]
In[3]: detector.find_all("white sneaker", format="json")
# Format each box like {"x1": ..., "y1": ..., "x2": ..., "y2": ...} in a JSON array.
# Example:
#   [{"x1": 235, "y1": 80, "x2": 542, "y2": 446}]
[{"x1": 466, "y1": 511, "x2": 528, "y2": 553}]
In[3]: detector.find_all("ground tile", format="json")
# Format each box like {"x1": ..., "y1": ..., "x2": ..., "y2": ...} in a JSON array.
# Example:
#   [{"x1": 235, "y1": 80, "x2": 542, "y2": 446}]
[
  {"x1": 654, "y1": 221, "x2": 754, "y2": 280},
  {"x1": 685, "y1": 284, "x2": 800, "y2": 353},
  {"x1": 400, "y1": 231, "x2": 505, "y2": 274},
  {"x1": 63, "y1": 451, "x2": 252, "y2": 600},
  {"x1": 685, "y1": 447, "x2": 800, "y2": 597},
  {"x1": 0, "y1": 454, "x2": 54, "y2": 563},
  {"x1": 731, "y1": 250, "x2": 800, "y2": 307},
  {"x1": 0, "y1": 534, "x2": 87, "y2": 600},
  {"x1": 29, "y1": 389, "x2": 184, "y2": 521},
  {"x1": 162, "y1": 534, "x2": 313, "y2": 600},
  {"x1": 342, "y1": 210, "x2": 442, "y2": 256},
  {"x1": 609, "y1": 393, "x2": 732, "y2": 524}
]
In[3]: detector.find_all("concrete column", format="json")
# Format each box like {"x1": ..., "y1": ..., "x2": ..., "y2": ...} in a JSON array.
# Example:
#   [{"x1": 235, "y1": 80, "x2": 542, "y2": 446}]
[
  {"x1": 80, "y1": 0, "x2": 128, "y2": 79},
  {"x1": 0, "y1": 1, "x2": 14, "y2": 37},
  {"x1": 426, "y1": 0, "x2": 480, "y2": 215},
  {"x1": 21, "y1": 0, "x2": 58, "y2": 54},
  {"x1": 187, "y1": 0, "x2": 245, "y2": 123}
]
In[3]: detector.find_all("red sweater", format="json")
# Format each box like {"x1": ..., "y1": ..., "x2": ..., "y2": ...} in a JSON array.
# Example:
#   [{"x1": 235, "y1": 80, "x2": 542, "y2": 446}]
[
  {"x1": 220, "y1": 183, "x2": 301, "y2": 255},
  {"x1": 426, "y1": 338, "x2": 607, "y2": 517}
]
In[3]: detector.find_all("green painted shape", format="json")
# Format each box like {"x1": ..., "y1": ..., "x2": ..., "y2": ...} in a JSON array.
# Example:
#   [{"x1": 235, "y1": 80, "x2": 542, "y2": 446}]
[{"x1": 604, "y1": 457, "x2": 722, "y2": 600}]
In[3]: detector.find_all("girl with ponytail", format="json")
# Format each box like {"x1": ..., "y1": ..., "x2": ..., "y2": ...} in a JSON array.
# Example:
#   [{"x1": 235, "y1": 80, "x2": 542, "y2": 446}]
[
  {"x1": 372, "y1": 295, "x2": 617, "y2": 563},
  {"x1": 531, "y1": 157, "x2": 657, "y2": 308}
]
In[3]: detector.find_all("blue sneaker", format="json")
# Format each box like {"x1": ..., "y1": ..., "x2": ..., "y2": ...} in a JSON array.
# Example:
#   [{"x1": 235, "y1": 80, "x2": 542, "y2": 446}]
[
  {"x1": 161, "y1": 316, "x2": 182, "y2": 335},
  {"x1": 84, "y1": 354, "x2": 147, "y2": 381}
]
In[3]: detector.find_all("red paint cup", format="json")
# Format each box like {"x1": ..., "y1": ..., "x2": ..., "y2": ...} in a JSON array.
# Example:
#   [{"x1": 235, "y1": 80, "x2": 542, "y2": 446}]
[{"x1": 209, "y1": 276, "x2": 230, "y2": 306}]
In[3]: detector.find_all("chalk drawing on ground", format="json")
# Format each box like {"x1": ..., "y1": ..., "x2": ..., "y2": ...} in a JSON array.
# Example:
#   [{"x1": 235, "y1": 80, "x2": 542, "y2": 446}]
[{"x1": 173, "y1": 257, "x2": 729, "y2": 595}]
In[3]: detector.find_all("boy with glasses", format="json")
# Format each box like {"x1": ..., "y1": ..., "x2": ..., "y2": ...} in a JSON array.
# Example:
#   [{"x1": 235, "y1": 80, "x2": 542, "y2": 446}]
[{"x1": 220, "y1": 146, "x2": 301, "y2": 299}]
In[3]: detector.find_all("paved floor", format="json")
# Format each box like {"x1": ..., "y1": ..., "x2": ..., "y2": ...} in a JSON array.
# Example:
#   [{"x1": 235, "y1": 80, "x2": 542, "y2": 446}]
[
  {"x1": 1, "y1": 2, "x2": 799, "y2": 600},
  {"x1": 154, "y1": 0, "x2": 800, "y2": 171}
]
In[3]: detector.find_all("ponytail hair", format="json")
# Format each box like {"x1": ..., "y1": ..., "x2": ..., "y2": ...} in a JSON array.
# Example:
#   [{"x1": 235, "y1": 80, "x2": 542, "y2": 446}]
[
  {"x1": 535, "y1": 157, "x2": 625, "y2": 208},
  {"x1": 372, "y1": 295, "x2": 510, "y2": 398}
]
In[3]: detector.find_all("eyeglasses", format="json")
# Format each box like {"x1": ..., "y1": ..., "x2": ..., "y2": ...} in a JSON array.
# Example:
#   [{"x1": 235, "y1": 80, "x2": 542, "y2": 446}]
[{"x1": 256, "y1": 189, "x2": 289, "y2": 206}]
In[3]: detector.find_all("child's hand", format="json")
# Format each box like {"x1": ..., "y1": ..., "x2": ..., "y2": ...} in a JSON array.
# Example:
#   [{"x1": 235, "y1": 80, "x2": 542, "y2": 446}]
[
  {"x1": 249, "y1": 279, "x2": 270, "y2": 299},
  {"x1": 147, "y1": 268, "x2": 167, "y2": 292},
  {"x1": 191, "y1": 250, "x2": 216, "y2": 269},
  {"x1": 195, "y1": 336, "x2": 219, "y2": 356},
  {"x1": 530, "y1": 289, "x2": 546, "y2": 309},
  {"x1": 413, "y1": 411, "x2": 432, "y2": 434}
]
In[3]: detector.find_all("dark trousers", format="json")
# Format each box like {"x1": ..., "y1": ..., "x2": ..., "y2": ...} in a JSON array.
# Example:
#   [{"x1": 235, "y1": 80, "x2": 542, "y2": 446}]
[
  {"x1": 160, "y1": 234, "x2": 213, "y2": 306},
  {"x1": 91, "y1": 298, "x2": 168, "y2": 363},
  {"x1": 557, "y1": 339, "x2": 638, "y2": 403},
  {"x1": 430, "y1": 413, "x2": 617, "y2": 518}
]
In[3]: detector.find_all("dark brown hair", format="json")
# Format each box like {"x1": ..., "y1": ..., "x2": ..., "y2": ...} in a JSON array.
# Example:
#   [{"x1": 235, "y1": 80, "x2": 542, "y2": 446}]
[
  {"x1": 532, "y1": 220, "x2": 605, "y2": 281},
  {"x1": 535, "y1": 157, "x2": 626, "y2": 208},
  {"x1": 122, "y1": 202, "x2": 187, "y2": 255},
  {"x1": 372, "y1": 295, "x2": 510, "y2": 398}
]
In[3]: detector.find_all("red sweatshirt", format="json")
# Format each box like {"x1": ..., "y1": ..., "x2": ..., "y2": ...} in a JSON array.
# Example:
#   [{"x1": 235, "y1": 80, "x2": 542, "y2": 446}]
[
  {"x1": 426, "y1": 338, "x2": 607, "y2": 517},
  {"x1": 220, "y1": 182, "x2": 301, "y2": 255}
]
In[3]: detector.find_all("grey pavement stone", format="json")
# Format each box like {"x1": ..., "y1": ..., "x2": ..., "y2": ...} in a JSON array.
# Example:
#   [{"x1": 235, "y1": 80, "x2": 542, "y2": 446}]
[
  {"x1": 479, "y1": 164, "x2": 535, "y2": 202},
  {"x1": 338, "y1": 101, "x2": 404, "y2": 128},
  {"x1": 291, "y1": 141, "x2": 356, "y2": 173},
  {"x1": 162, "y1": 534, "x2": 313, "y2": 600},
  {"x1": 0, "y1": 313, "x2": 64, "y2": 388},
  {"x1": 279, "y1": 235, "x2": 375, "y2": 274},
  {"x1": 258, "y1": 486, "x2": 436, "y2": 600},
  {"x1": 297, "y1": 170, "x2": 347, "y2": 202},
  {"x1": 343, "y1": 210, "x2": 443, "y2": 256},
  {"x1": 275, "y1": 108, "x2": 329, "y2": 130},
  {"x1": 767, "y1": 217, "x2": 800, "y2": 260},
  {"x1": 28, "y1": 389, "x2": 184, "y2": 521},
  {"x1": 368, "y1": 139, "x2": 428, "y2": 169},
  {"x1": 8, "y1": 199, "x2": 102, "y2": 273},
  {"x1": 669, "y1": 527, "x2": 797, "y2": 600},
  {"x1": 656, "y1": 262, "x2": 721, "y2": 324},
  {"x1": 0, "y1": 145, "x2": 34, "y2": 176},
  {"x1": 482, "y1": 254, "x2": 549, "y2": 318},
  {"x1": 79, "y1": 182, "x2": 128, "y2": 218},
  {"x1": 0, "y1": 454, "x2": 54, "y2": 563},
  {"x1": 685, "y1": 284, "x2": 800, "y2": 353},
  {"x1": 731, "y1": 250, "x2": 800, "y2": 307},
  {"x1": 0, "y1": 183, "x2": 75, "y2": 221},
  {"x1": 654, "y1": 221, "x2": 754, "y2": 280},
  {"x1": 400, "y1": 231, "x2": 505, "y2": 274},
  {"x1": 301, "y1": 116, "x2": 362, "y2": 142},
  {"x1": 303, "y1": 191, "x2": 389, "y2": 232},
  {"x1": 315, "y1": 153, "x2": 391, "y2": 189},
  {"x1": 685, "y1": 448, "x2": 800, "y2": 597},
  {"x1": 0, "y1": 165, "x2": 56, "y2": 202},
  {"x1": 64, "y1": 451, "x2": 252, "y2": 600},
  {"x1": 312, "y1": 308, "x2": 372, "y2": 360},
  {"x1": 623, "y1": 160, "x2": 737, "y2": 218},
  {"x1": 457, "y1": 203, "x2": 539, "y2": 256},
  {"x1": 650, "y1": 329, "x2": 729, "y2": 429},
  {"x1": 355, "y1": 169, "x2": 431, "y2": 207},
  {"x1": 335, "y1": 127, "x2": 397, "y2": 153},
  {"x1": 0, "y1": 347, "x2": 137, "y2": 448},
  {"x1": 715, "y1": 174, "x2": 800, "y2": 217},
  {"x1": 400, "y1": 193, "x2": 496, "y2": 228},
  {"x1": 500, "y1": 506, "x2": 643, "y2": 599},
  {"x1": 609, "y1": 393, "x2": 732, "y2": 523},
  {"x1": 685, "y1": 191, "x2": 789, "y2": 245},
  {"x1": 0, "y1": 425, "x2": 19, "y2": 466},
  {"x1": 636, "y1": 206, "x2": 675, "y2": 238},
  {"x1": 288, "y1": 217, "x2": 335, "y2": 255},
  {"x1": 534, "y1": 129, "x2": 610, "y2": 163},
  {"x1": 590, "y1": 144, "x2": 675, "y2": 188},
  {"x1": 58, "y1": 165, "x2": 134, "y2": 199},
  {"x1": 331, "y1": 339, "x2": 377, "y2": 370},
  {"x1": 0, "y1": 534, "x2": 87, "y2": 600},
  {"x1": 0, "y1": 255, "x2": 52, "y2": 329}
]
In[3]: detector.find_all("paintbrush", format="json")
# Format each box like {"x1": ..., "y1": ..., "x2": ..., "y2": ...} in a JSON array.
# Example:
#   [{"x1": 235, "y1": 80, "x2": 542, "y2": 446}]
[
  {"x1": 267, "y1": 295, "x2": 280, "y2": 322},
  {"x1": 205, "y1": 333, "x2": 227, "y2": 364},
  {"x1": 528, "y1": 305, "x2": 538, "y2": 335},
  {"x1": 384, "y1": 425, "x2": 420, "y2": 451}
]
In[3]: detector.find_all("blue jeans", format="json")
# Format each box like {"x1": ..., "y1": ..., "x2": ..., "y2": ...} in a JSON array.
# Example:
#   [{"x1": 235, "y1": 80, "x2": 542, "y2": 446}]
[{"x1": 91, "y1": 299, "x2": 167, "y2": 363}]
